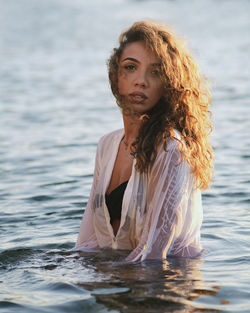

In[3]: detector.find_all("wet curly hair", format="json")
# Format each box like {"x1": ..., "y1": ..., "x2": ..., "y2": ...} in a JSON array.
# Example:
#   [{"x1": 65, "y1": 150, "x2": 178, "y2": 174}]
[{"x1": 108, "y1": 20, "x2": 213, "y2": 190}]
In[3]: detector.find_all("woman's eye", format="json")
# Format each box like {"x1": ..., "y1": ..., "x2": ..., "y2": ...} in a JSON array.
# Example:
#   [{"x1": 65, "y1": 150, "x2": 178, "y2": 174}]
[
  {"x1": 124, "y1": 64, "x2": 136, "y2": 71},
  {"x1": 152, "y1": 69, "x2": 160, "y2": 76}
]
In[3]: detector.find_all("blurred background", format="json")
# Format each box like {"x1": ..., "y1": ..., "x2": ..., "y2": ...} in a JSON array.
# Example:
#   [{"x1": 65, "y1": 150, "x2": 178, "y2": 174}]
[{"x1": 0, "y1": 0, "x2": 249, "y2": 312}]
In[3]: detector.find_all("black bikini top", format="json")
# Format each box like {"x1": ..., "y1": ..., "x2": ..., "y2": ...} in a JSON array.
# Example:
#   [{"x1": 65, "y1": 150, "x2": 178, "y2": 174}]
[{"x1": 105, "y1": 181, "x2": 128, "y2": 223}]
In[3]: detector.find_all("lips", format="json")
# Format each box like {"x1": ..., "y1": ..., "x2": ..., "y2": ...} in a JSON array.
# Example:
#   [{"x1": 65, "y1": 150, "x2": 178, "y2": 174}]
[{"x1": 129, "y1": 92, "x2": 148, "y2": 103}]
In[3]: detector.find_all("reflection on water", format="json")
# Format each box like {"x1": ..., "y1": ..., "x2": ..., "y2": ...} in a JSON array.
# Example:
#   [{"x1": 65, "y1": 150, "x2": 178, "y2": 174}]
[
  {"x1": 0, "y1": 244, "x2": 233, "y2": 312},
  {"x1": 75, "y1": 249, "x2": 227, "y2": 313}
]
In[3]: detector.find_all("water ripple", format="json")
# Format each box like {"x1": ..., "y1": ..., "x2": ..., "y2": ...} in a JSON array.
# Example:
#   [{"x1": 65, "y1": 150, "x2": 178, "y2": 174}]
[{"x1": 0, "y1": 0, "x2": 249, "y2": 312}]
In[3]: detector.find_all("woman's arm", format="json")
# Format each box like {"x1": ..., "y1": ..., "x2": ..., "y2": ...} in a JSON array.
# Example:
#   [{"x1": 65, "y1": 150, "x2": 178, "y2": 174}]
[
  {"x1": 125, "y1": 140, "x2": 202, "y2": 261},
  {"x1": 74, "y1": 143, "x2": 101, "y2": 250}
]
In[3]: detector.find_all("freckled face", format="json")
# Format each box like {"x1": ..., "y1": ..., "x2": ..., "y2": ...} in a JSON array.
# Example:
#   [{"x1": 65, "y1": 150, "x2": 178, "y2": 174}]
[{"x1": 117, "y1": 41, "x2": 165, "y2": 114}]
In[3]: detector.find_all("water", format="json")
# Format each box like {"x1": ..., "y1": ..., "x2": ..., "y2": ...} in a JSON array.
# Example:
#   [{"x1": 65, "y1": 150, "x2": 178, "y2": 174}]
[{"x1": 0, "y1": 0, "x2": 249, "y2": 312}]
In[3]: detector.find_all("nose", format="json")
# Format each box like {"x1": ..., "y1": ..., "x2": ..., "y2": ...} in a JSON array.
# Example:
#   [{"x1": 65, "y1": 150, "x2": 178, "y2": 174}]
[{"x1": 134, "y1": 69, "x2": 148, "y2": 88}]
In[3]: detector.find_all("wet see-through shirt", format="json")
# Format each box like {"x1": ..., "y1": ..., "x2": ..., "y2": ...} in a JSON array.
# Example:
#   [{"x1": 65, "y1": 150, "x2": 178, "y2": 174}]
[{"x1": 74, "y1": 129, "x2": 203, "y2": 261}]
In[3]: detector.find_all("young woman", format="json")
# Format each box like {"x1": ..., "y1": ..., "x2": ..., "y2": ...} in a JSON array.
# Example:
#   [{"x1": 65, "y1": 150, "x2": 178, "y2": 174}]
[{"x1": 74, "y1": 21, "x2": 213, "y2": 262}]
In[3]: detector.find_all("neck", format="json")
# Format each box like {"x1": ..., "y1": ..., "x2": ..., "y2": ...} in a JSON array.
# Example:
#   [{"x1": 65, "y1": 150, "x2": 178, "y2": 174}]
[{"x1": 122, "y1": 114, "x2": 142, "y2": 144}]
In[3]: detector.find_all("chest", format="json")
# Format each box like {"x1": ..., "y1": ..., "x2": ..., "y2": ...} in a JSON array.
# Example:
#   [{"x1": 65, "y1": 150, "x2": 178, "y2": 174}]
[
  {"x1": 93, "y1": 166, "x2": 149, "y2": 250},
  {"x1": 106, "y1": 142, "x2": 134, "y2": 195}
]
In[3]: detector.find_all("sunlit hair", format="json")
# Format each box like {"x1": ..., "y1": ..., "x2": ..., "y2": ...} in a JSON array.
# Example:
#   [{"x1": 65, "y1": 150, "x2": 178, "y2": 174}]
[{"x1": 108, "y1": 20, "x2": 213, "y2": 190}]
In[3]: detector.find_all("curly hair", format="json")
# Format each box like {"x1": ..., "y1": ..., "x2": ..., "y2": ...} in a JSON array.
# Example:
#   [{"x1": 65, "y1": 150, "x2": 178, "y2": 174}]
[{"x1": 108, "y1": 20, "x2": 213, "y2": 190}]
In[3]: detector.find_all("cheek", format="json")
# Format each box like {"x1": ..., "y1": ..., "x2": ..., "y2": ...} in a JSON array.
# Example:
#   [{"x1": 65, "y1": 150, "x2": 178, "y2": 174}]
[
  {"x1": 118, "y1": 68, "x2": 129, "y2": 83},
  {"x1": 153, "y1": 84, "x2": 164, "y2": 100},
  {"x1": 117, "y1": 70, "x2": 129, "y2": 93}
]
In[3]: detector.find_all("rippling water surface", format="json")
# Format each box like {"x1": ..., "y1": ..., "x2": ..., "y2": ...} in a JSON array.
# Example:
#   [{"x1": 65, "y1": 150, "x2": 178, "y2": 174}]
[{"x1": 0, "y1": 0, "x2": 250, "y2": 312}]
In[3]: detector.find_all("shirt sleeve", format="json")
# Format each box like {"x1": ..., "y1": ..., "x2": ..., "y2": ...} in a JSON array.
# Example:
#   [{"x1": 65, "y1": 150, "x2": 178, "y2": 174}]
[
  {"x1": 125, "y1": 139, "x2": 202, "y2": 262},
  {"x1": 74, "y1": 142, "x2": 101, "y2": 250}
]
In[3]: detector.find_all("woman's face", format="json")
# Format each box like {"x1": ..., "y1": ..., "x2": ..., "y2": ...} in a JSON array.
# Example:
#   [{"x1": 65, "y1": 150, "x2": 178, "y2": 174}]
[{"x1": 117, "y1": 41, "x2": 165, "y2": 114}]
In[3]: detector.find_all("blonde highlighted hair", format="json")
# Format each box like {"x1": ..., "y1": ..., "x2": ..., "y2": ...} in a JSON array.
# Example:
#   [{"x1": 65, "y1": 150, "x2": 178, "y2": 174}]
[{"x1": 108, "y1": 21, "x2": 213, "y2": 190}]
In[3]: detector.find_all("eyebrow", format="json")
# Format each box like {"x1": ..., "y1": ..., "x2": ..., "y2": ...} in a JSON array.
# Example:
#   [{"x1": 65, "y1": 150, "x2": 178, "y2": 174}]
[
  {"x1": 121, "y1": 57, "x2": 139, "y2": 63},
  {"x1": 121, "y1": 57, "x2": 161, "y2": 66}
]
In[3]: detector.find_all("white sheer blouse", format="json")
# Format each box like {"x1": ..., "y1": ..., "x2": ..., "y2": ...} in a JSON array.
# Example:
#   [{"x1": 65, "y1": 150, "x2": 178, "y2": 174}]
[{"x1": 74, "y1": 129, "x2": 203, "y2": 261}]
